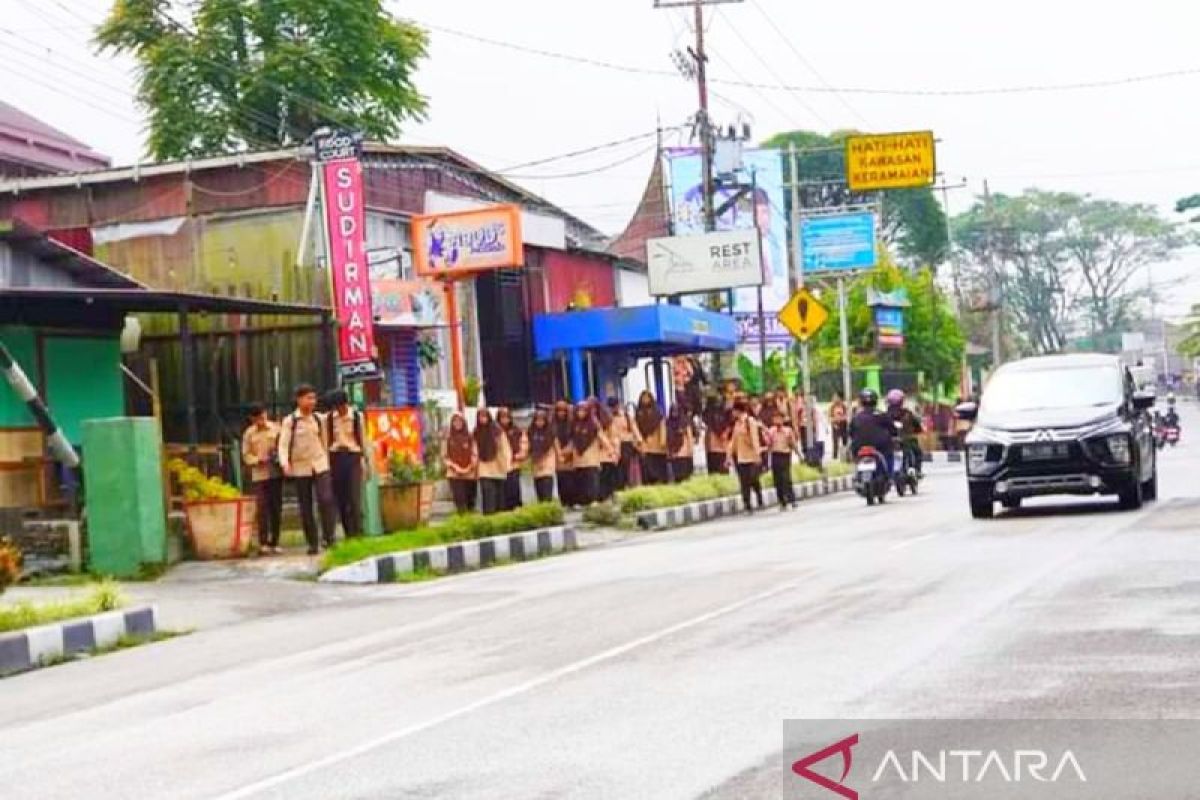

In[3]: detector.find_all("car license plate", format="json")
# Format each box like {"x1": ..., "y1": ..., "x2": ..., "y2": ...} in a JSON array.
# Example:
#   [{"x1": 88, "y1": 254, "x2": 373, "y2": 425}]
[{"x1": 1024, "y1": 443, "x2": 1067, "y2": 461}]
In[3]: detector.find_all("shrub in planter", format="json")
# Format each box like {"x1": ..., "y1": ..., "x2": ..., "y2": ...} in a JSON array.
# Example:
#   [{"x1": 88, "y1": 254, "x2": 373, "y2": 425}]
[
  {"x1": 0, "y1": 537, "x2": 22, "y2": 595},
  {"x1": 168, "y1": 459, "x2": 256, "y2": 559},
  {"x1": 379, "y1": 453, "x2": 437, "y2": 531}
]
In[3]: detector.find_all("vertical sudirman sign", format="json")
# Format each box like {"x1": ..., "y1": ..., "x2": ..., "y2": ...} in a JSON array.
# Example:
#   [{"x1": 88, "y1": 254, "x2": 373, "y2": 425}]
[{"x1": 317, "y1": 130, "x2": 378, "y2": 381}]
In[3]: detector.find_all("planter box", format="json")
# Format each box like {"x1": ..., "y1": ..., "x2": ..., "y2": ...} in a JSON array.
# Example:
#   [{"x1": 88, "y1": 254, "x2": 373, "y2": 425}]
[
  {"x1": 183, "y1": 497, "x2": 257, "y2": 559},
  {"x1": 379, "y1": 482, "x2": 435, "y2": 532}
]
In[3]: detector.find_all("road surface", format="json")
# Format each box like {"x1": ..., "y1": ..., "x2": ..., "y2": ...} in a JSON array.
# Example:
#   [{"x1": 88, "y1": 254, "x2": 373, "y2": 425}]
[{"x1": 2, "y1": 404, "x2": 1199, "y2": 799}]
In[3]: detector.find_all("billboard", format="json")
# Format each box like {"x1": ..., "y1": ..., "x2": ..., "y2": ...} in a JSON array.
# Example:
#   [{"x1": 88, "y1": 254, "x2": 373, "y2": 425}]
[
  {"x1": 319, "y1": 154, "x2": 379, "y2": 380},
  {"x1": 412, "y1": 205, "x2": 523, "y2": 278},
  {"x1": 875, "y1": 306, "x2": 905, "y2": 348},
  {"x1": 646, "y1": 229, "x2": 764, "y2": 296},
  {"x1": 800, "y1": 212, "x2": 878, "y2": 275},
  {"x1": 665, "y1": 147, "x2": 789, "y2": 312},
  {"x1": 845, "y1": 130, "x2": 936, "y2": 192},
  {"x1": 370, "y1": 279, "x2": 446, "y2": 328}
]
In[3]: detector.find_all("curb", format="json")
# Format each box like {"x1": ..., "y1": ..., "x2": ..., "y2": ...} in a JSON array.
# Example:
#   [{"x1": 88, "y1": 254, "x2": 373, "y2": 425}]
[
  {"x1": 319, "y1": 525, "x2": 579, "y2": 585},
  {"x1": 635, "y1": 475, "x2": 855, "y2": 531},
  {"x1": 0, "y1": 605, "x2": 157, "y2": 678},
  {"x1": 923, "y1": 451, "x2": 964, "y2": 464}
]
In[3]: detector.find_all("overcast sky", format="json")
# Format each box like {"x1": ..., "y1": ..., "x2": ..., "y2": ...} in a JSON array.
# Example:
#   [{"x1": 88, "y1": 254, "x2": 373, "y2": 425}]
[{"x1": 4, "y1": 0, "x2": 1200, "y2": 315}]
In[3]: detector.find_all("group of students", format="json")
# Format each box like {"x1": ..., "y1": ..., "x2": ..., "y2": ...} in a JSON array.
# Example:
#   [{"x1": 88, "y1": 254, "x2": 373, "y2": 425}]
[{"x1": 240, "y1": 384, "x2": 368, "y2": 556}]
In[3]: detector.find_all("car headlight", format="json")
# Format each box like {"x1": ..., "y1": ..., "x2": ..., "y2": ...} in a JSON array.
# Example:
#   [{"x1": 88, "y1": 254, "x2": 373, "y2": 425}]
[
  {"x1": 967, "y1": 443, "x2": 1000, "y2": 475},
  {"x1": 1105, "y1": 434, "x2": 1131, "y2": 465}
]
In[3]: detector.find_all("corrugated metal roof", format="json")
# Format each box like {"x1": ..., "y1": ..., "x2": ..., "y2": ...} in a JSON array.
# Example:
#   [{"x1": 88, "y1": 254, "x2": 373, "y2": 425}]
[{"x1": 0, "y1": 100, "x2": 111, "y2": 175}]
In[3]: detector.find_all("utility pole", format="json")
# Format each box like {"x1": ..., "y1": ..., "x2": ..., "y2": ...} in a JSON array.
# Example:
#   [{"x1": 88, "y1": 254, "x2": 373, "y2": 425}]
[
  {"x1": 983, "y1": 180, "x2": 1002, "y2": 369},
  {"x1": 787, "y1": 141, "x2": 812, "y2": 445}
]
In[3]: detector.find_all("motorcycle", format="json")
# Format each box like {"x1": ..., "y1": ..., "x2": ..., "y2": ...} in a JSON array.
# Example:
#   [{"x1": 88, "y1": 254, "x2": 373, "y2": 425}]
[
  {"x1": 855, "y1": 446, "x2": 891, "y2": 506},
  {"x1": 895, "y1": 441, "x2": 921, "y2": 496}
]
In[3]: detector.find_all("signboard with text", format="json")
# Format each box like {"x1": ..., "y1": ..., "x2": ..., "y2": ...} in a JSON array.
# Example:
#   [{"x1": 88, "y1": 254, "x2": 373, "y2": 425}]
[
  {"x1": 845, "y1": 130, "x2": 936, "y2": 192},
  {"x1": 875, "y1": 306, "x2": 905, "y2": 348},
  {"x1": 646, "y1": 229, "x2": 764, "y2": 296},
  {"x1": 800, "y1": 212, "x2": 877, "y2": 275},
  {"x1": 412, "y1": 205, "x2": 524, "y2": 278}
]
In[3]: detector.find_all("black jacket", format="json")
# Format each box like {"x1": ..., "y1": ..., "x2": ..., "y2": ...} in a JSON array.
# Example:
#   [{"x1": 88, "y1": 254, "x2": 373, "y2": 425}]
[{"x1": 849, "y1": 409, "x2": 894, "y2": 455}]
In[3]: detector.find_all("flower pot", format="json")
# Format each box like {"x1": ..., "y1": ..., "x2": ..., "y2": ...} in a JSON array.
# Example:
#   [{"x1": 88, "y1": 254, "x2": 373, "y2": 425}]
[
  {"x1": 183, "y1": 497, "x2": 257, "y2": 559},
  {"x1": 379, "y1": 482, "x2": 435, "y2": 531}
]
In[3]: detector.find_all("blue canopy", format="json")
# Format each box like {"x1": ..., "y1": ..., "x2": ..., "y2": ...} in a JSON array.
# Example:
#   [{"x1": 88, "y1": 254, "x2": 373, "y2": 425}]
[{"x1": 532, "y1": 304, "x2": 737, "y2": 362}]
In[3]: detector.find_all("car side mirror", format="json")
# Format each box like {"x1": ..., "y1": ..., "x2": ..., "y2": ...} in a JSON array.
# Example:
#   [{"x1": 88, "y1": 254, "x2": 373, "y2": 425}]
[
  {"x1": 955, "y1": 402, "x2": 978, "y2": 421},
  {"x1": 1132, "y1": 391, "x2": 1155, "y2": 411}
]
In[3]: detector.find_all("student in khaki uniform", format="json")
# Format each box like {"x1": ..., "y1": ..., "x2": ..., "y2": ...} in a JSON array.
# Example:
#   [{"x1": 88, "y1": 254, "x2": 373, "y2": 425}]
[
  {"x1": 241, "y1": 404, "x2": 283, "y2": 553},
  {"x1": 634, "y1": 390, "x2": 668, "y2": 485},
  {"x1": 830, "y1": 392, "x2": 850, "y2": 460},
  {"x1": 552, "y1": 401, "x2": 575, "y2": 507},
  {"x1": 666, "y1": 403, "x2": 695, "y2": 483},
  {"x1": 702, "y1": 395, "x2": 731, "y2": 476},
  {"x1": 526, "y1": 408, "x2": 557, "y2": 503},
  {"x1": 570, "y1": 402, "x2": 611, "y2": 506},
  {"x1": 474, "y1": 408, "x2": 512, "y2": 515},
  {"x1": 594, "y1": 399, "x2": 619, "y2": 501},
  {"x1": 497, "y1": 407, "x2": 526, "y2": 511},
  {"x1": 727, "y1": 401, "x2": 766, "y2": 513},
  {"x1": 278, "y1": 384, "x2": 336, "y2": 554},
  {"x1": 607, "y1": 396, "x2": 640, "y2": 490},
  {"x1": 769, "y1": 410, "x2": 801, "y2": 510},
  {"x1": 443, "y1": 412, "x2": 477, "y2": 513},
  {"x1": 325, "y1": 389, "x2": 365, "y2": 538}
]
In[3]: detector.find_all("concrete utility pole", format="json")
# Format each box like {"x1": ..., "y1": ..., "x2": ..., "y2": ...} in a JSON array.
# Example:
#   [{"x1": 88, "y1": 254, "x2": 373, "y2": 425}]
[{"x1": 983, "y1": 180, "x2": 1002, "y2": 368}]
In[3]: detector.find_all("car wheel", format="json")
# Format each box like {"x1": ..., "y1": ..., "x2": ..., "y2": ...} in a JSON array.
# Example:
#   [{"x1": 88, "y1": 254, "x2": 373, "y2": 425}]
[
  {"x1": 969, "y1": 485, "x2": 994, "y2": 519},
  {"x1": 1118, "y1": 476, "x2": 1144, "y2": 511},
  {"x1": 1001, "y1": 497, "x2": 1022, "y2": 510},
  {"x1": 1141, "y1": 466, "x2": 1158, "y2": 502},
  {"x1": 896, "y1": 480, "x2": 907, "y2": 497}
]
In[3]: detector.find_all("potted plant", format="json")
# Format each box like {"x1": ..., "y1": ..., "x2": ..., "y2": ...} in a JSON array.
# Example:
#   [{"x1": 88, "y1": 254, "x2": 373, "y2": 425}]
[
  {"x1": 463, "y1": 375, "x2": 484, "y2": 408},
  {"x1": 0, "y1": 537, "x2": 21, "y2": 594},
  {"x1": 378, "y1": 453, "x2": 438, "y2": 531},
  {"x1": 168, "y1": 459, "x2": 257, "y2": 560}
]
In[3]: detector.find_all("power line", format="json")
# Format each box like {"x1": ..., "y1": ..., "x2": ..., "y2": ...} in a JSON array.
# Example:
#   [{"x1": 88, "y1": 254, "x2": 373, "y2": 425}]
[
  {"x1": 496, "y1": 128, "x2": 679, "y2": 172},
  {"x1": 425, "y1": 20, "x2": 1200, "y2": 98},
  {"x1": 501, "y1": 145, "x2": 657, "y2": 180}
]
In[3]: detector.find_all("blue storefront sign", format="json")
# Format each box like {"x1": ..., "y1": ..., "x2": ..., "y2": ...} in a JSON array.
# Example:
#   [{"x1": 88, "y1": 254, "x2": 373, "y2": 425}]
[
  {"x1": 874, "y1": 306, "x2": 905, "y2": 348},
  {"x1": 799, "y1": 212, "x2": 877, "y2": 275}
]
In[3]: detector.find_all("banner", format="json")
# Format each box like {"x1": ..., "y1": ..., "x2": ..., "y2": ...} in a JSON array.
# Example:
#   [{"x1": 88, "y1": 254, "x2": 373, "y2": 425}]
[
  {"x1": 665, "y1": 148, "x2": 789, "y2": 313},
  {"x1": 412, "y1": 205, "x2": 523, "y2": 278},
  {"x1": 800, "y1": 212, "x2": 877, "y2": 275},
  {"x1": 320, "y1": 155, "x2": 379, "y2": 380},
  {"x1": 646, "y1": 229, "x2": 764, "y2": 296},
  {"x1": 845, "y1": 130, "x2": 936, "y2": 192},
  {"x1": 370, "y1": 279, "x2": 446, "y2": 328},
  {"x1": 364, "y1": 407, "x2": 423, "y2": 475}
]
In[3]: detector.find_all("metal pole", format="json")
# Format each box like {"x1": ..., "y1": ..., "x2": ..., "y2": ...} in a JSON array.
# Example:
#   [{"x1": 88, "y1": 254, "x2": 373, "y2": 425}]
[
  {"x1": 178, "y1": 305, "x2": 199, "y2": 449},
  {"x1": 694, "y1": 0, "x2": 714, "y2": 235},
  {"x1": 984, "y1": 180, "x2": 1001, "y2": 368},
  {"x1": 753, "y1": 169, "x2": 768, "y2": 387},
  {"x1": 788, "y1": 142, "x2": 813, "y2": 442},
  {"x1": 838, "y1": 277, "x2": 852, "y2": 402},
  {"x1": 444, "y1": 281, "x2": 466, "y2": 411}
]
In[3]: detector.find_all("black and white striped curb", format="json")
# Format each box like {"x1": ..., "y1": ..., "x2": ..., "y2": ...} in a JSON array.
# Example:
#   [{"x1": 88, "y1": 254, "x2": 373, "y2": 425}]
[
  {"x1": 319, "y1": 525, "x2": 579, "y2": 584},
  {"x1": 0, "y1": 606, "x2": 157, "y2": 677},
  {"x1": 924, "y1": 451, "x2": 964, "y2": 464},
  {"x1": 635, "y1": 475, "x2": 855, "y2": 531}
]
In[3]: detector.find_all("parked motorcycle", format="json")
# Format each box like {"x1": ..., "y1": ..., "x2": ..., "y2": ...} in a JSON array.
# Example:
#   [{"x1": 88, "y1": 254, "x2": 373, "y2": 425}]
[{"x1": 855, "y1": 446, "x2": 891, "y2": 506}]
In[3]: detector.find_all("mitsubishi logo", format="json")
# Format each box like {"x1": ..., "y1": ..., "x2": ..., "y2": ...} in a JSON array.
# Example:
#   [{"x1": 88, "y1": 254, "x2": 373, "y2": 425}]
[{"x1": 1033, "y1": 429, "x2": 1054, "y2": 442}]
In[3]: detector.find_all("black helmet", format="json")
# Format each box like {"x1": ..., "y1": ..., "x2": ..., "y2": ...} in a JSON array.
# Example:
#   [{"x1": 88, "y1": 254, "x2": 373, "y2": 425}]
[{"x1": 859, "y1": 388, "x2": 878, "y2": 407}]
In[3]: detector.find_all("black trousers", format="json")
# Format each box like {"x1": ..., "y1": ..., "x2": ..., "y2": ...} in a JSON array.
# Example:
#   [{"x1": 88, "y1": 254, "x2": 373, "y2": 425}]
[
  {"x1": 556, "y1": 470, "x2": 576, "y2": 507},
  {"x1": 832, "y1": 422, "x2": 849, "y2": 460},
  {"x1": 449, "y1": 478, "x2": 476, "y2": 513},
  {"x1": 771, "y1": 452, "x2": 795, "y2": 507},
  {"x1": 670, "y1": 457, "x2": 694, "y2": 483},
  {"x1": 736, "y1": 462, "x2": 764, "y2": 510},
  {"x1": 330, "y1": 451, "x2": 363, "y2": 537},
  {"x1": 534, "y1": 475, "x2": 555, "y2": 503},
  {"x1": 480, "y1": 478, "x2": 505, "y2": 515},
  {"x1": 253, "y1": 477, "x2": 283, "y2": 547},
  {"x1": 642, "y1": 453, "x2": 668, "y2": 485},
  {"x1": 600, "y1": 462, "x2": 619, "y2": 501},
  {"x1": 504, "y1": 470, "x2": 523, "y2": 510},
  {"x1": 618, "y1": 443, "x2": 637, "y2": 490},
  {"x1": 706, "y1": 452, "x2": 728, "y2": 475},
  {"x1": 575, "y1": 467, "x2": 600, "y2": 506},
  {"x1": 293, "y1": 472, "x2": 336, "y2": 551}
]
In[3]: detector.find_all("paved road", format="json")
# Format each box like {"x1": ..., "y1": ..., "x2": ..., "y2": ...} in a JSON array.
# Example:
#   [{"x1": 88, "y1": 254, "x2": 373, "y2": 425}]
[{"x1": 3, "y1": 404, "x2": 1199, "y2": 799}]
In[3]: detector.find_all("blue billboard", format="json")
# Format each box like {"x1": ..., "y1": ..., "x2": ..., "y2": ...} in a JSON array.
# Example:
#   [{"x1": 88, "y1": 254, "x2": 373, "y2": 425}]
[{"x1": 799, "y1": 212, "x2": 877, "y2": 275}]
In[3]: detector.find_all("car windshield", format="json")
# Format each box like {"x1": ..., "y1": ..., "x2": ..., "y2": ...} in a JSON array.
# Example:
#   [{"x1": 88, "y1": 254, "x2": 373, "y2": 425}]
[{"x1": 981, "y1": 365, "x2": 1124, "y2": 414}]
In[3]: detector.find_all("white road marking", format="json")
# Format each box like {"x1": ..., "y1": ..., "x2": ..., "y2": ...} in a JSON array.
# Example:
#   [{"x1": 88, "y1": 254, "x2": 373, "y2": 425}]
[
  {"x1": 886, "y1": 532, "x2": 939, "y2": 551},
  {"x1": 210, "y1": 575, "x2": 811, "y2": 800}
]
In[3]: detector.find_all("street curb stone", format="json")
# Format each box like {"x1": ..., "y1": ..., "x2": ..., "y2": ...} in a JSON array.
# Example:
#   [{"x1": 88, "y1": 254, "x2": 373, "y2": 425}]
[
  {"x1": 0, "y1": 605, "x2": 158, "y2": 678},
  {"x1": 635, "y1": 475, "x2": 855, "y2": 532},
  {"x1": 319, "y1": 525, "x2": 579, "y2": 585}
]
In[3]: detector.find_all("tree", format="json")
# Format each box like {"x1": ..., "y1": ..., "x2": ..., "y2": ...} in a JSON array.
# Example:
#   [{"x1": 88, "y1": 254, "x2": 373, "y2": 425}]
[
  {"x1": 761, "y1": 130, "x2": 949, "y2": 267},
  {"x1": 97, "y1": 0, "x2": 428, "y2": 160}
]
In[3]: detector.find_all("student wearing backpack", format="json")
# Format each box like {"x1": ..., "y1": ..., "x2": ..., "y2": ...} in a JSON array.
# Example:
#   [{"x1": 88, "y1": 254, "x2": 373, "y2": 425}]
[
  {"x1": 325, "y1": 389, "x2": 366, "y2": 538},
  {"x1": 727, "y1": 400, "x2": 766, "y2": 513},
  {"x1": 241, "y1": 404, "x2": 283, "y2": 554},
  {"x1": 278, "y1": 384, "x2": 337, "y2": 554}
]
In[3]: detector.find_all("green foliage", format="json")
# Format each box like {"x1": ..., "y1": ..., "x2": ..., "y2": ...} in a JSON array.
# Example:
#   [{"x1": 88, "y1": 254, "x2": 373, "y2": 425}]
[
  {"x1": 581, "y1": 502, "x2": 624, "y2": 527},
  {"x1": 96, "y1": 0, "x2": 429, "y2": 160},
  {"x1": 463, "y1": 376, "x2": 483, "y2": 407},
  {"x1": 168, "y1": 458, "x2": 242, "y2": 501},
  {"x1": 0, "y1": 537, "x2": 21, "y2": 595},
  {"x1": 0, "y1": 579, "x2": 127, "y2": 634},
  {"x1": 761, "y1": 129, "x2": 948, "y2": 267},
  {"x1": 321, "y1": 501, "x2": 565, "y2": 570},
  {"x1": 617, "y1": 474, "x2": 739, "y2": 513},
  {"x1": 386, "y1": 452, "x2": 436, "y2": 487},
  {"x1": 416, "y1": 334, "x2": 441, "y2": 368},
  {"x1": 736, "y1": 351, "x2": 789, "y2": 395}
]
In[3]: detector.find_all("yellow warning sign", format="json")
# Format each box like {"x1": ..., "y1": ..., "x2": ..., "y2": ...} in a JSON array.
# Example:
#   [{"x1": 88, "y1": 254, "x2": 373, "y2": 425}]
[
  {"x1": 845, "y1": 130, "x2": 936, "y2": 192},
  {"x1": 778, "y1": 287, "x2": 830, "y2": 343}
]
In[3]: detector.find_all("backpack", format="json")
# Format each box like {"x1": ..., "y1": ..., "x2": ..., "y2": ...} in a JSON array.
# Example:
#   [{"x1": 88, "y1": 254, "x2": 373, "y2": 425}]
[
  {"x1": 286, "y1": 412, "x2": 324, "y2": 465},
  {"x1": 324, "y1": 408, "x2": 364, "y2": 451}
]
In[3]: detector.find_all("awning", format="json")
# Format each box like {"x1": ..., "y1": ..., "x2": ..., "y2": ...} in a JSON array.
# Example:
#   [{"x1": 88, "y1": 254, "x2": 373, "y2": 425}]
[
  {"x1": 532, "y1": 304, "x2": 737, "y2": 362},
  {"x1": 0, "y1": 287, "x2": 326, "y2": 321}
]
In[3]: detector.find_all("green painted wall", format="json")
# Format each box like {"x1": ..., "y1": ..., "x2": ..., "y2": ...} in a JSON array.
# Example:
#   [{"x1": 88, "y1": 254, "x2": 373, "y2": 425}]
[
  {"x1": 83, "y1": 417, "x2": 166, "y2": 576},
  {"x1": 42, "y1": 336, "x2": 124, "y2": 445},
  {"x1": 0, "y1": 326, "x2": 37, "y2": 428}
]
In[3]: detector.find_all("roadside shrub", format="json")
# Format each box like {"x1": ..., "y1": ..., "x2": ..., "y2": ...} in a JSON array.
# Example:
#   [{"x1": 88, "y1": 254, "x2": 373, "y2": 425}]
[
  {"x1": 0, "y1": 537, "x2": 21, "y2": 595},
  {"x1": 0, "y1": 579, "x2": 126, "y2": 634},
  {"x1": 582, "y1": 502, "x2": 623, "y2": 527}
]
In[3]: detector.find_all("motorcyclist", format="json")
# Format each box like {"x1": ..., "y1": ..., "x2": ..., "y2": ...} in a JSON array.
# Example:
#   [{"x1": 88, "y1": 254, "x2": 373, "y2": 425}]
[
  {"x1": 885, "y1": 389, "x2": 924, "y2": 477},
  {"x1": 849, "y1": 389, "x2": 894, "y2": 475},
  {"x1": 1162, "y1": 393, "x2": 1180, "y2": 428}
]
